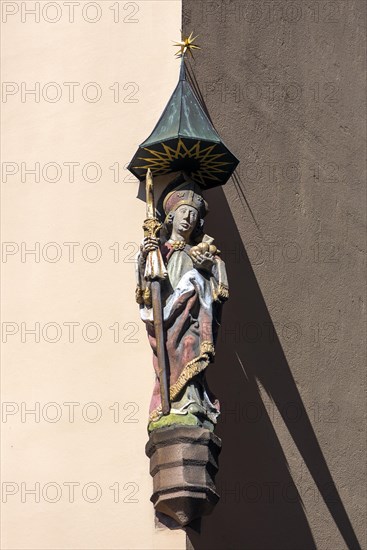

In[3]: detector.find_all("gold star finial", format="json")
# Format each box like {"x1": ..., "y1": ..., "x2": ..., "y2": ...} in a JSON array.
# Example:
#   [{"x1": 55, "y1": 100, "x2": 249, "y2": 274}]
[{"x1": 173, "y1": 31, "x2": 200, "y2": 58}]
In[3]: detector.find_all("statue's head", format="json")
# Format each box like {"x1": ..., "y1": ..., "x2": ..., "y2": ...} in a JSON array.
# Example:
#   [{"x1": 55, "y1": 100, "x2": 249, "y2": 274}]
[{"x1": 162, "y1": 181, "x2": 208, "y2": 242}]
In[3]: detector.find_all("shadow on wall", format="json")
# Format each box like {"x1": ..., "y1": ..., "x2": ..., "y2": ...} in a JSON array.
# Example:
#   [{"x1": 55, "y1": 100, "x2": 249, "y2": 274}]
[{"x1": 185, "y1": 186, "x2": 361, "y2": 550}]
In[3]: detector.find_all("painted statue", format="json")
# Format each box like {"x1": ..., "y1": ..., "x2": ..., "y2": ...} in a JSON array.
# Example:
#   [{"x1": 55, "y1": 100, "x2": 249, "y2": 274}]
[
  {"x1": 136, "y1": 175, "x2": 228, "y2": 432},
  {"x1": 129, "y1": 39, "x2": 238, "y2": 524}
]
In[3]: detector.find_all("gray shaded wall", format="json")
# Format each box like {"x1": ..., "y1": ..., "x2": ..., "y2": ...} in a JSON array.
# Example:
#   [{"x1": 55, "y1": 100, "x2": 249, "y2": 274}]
[{"x1": 183, "y1": 1, "x2": 366, "y2": 549}]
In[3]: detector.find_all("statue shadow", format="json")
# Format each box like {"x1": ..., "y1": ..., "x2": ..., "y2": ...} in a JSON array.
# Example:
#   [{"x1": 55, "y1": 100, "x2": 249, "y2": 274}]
[{"x1": 185, "y1": 186, "x2": 361, "y2": 550}]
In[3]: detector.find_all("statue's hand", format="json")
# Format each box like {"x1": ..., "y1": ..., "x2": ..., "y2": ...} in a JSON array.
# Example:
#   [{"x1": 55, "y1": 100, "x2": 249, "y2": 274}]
[
  {"x1": 140, "y1": 236, "x2": 159, "y2": 259},
  {"x1": 191, "y1": 249, "x2": 215, "y2": 273}
]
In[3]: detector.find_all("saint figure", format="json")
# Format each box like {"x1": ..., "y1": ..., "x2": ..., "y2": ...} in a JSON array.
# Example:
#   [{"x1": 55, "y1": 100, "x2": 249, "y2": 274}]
[{"x1": 136, "y1": 179, "x2": 228, "y2": 432}]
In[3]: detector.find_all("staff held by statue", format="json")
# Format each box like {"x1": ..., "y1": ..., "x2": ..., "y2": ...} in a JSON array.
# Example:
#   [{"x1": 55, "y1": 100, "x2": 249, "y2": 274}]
[{"x1": 142, "y1": 168, "x2": 170, "y2": 415}]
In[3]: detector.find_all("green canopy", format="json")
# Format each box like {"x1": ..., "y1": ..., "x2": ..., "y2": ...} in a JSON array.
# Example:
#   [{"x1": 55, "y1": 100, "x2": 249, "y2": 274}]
[{"x1": 128, "y1": 61, "x2": 239, "y2": 189}]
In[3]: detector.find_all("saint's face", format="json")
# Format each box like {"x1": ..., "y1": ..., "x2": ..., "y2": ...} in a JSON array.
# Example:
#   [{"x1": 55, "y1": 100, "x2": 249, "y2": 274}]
[{"x1": 172, "y1": 205, "x2": 199, "y2": 241}]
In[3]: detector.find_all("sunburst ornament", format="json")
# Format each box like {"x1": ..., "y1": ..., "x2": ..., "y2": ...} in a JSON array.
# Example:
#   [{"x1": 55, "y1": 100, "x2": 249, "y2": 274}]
[
  {"x1": 173, "y1": 31, "x2": 200, "y2": 58},
  {"x1": 134, "y1": 138, "x2": 232, "y2": 187}
]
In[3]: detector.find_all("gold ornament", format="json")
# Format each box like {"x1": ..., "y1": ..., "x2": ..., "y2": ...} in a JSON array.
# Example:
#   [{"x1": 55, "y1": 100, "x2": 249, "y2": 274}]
[
  {"x1": 173, "y1": 31, "x2": 200, "y2": 58},
  {"x1": 168, "y1": 239, "x2": 186, "y2": 251}
]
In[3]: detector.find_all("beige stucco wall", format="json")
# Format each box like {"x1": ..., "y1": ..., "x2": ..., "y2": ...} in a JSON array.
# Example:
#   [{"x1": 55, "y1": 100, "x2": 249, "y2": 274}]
[{"x1": 1, "y1": 1, "x2": 185, "y2": 548}]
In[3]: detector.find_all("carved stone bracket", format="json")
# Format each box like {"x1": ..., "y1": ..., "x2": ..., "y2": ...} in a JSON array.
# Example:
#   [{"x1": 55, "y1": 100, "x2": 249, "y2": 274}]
[{"x1": 145, "y1": 425, "x2": 222, "y2": 527}]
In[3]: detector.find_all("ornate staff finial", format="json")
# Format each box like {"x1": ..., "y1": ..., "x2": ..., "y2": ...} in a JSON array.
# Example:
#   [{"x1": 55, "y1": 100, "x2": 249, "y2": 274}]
[{"x1": 172, "y1": 31, "x2": 200, "y2": 58}]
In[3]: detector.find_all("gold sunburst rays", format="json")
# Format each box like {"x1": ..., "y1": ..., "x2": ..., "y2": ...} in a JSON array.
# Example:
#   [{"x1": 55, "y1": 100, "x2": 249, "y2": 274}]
[
  {"x1": 173, "y1": 31, "x2": 200, "y2": 58},
  {"x1": 133, "y1": 139, "x2": 232, "y2": 186}
]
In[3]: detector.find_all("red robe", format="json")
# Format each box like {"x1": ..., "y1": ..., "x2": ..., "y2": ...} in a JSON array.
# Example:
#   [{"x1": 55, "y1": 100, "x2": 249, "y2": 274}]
[{"x1": 138, "y1": 241, "x2": 228, "y2": 424}]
